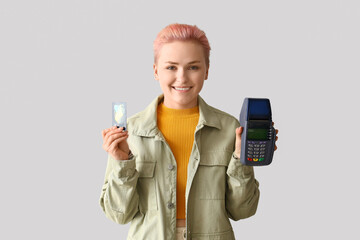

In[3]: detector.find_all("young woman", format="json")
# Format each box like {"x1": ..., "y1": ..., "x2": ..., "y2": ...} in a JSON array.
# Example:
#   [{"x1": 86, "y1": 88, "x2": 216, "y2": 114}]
[{"x1": 100, "y1": 23, "x2": 278, "y2": 240}]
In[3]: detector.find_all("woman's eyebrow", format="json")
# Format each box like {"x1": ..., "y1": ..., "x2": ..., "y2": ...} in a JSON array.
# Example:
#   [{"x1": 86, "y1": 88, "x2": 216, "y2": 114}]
[{"x1": 165, "y1": 60, "x2": 201, "y2": 65}]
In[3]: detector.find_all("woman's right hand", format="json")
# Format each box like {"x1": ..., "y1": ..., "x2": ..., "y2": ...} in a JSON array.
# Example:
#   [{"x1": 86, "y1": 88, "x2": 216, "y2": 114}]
[{"x1": 102, "y1": 126, "x2": 130, "y2": 160}]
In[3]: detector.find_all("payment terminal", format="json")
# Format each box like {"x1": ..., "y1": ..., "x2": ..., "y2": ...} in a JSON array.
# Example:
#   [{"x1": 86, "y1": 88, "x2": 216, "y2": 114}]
[{"x1": 239, "y1": 98, "x2": 276, "y2": 166}]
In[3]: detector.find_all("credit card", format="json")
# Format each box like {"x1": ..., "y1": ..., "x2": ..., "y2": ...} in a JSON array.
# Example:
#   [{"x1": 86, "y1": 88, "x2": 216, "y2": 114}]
[{"x1": 112, "y1": 102, "x2": 127, "y2": 130}]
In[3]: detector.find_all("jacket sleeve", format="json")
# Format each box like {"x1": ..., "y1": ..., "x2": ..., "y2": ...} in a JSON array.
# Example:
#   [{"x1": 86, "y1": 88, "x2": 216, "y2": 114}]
[
  {"x1": 225, "y1": 154, "x2": 260, "y2": 220},
  {"x1": 99, "y1": 154, "x2": 140, "y2": 224}
]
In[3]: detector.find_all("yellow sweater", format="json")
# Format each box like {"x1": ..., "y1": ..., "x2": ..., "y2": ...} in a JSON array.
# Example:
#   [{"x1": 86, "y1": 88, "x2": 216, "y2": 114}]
[{"x1": 157, "y1": 102, "x2": 199, "y2": 219}]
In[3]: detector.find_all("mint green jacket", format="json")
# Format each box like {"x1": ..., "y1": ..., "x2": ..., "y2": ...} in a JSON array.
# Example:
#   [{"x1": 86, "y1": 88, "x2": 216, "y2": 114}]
[{"x1": 100, "y1": 95, "x2": 260, "y2": 240}]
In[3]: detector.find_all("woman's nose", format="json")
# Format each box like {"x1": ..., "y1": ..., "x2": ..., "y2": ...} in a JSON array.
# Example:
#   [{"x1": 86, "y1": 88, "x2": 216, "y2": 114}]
[{"x1": 176, "y1": 68, "x2": 187, "y2": 82}]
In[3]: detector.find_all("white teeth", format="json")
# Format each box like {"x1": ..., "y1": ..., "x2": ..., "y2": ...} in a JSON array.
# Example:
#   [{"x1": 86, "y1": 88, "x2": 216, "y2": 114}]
[{"x1": 174, "y1": 87, "x2": 190, "y2": 90}]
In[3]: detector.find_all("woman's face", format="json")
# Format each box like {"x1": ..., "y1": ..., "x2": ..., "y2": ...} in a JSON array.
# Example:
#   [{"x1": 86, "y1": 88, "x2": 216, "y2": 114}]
[{"x1": 153, "y1": 40, "x2": 209, "y2": 109}]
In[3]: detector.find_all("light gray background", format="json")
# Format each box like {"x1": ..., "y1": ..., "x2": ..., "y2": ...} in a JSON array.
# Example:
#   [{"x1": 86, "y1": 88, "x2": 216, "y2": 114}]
[{"x1": 1, "y1": 0, "x2": 359, "y2": 239}]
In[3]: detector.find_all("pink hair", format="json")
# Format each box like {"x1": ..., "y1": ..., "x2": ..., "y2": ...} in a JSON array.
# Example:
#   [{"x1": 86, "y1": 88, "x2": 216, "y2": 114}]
[{"x1": 153, "y1": 23, "x2": 211, "y2": 67}]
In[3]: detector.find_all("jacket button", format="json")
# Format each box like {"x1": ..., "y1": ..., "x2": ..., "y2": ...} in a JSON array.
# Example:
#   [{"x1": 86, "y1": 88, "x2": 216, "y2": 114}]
[
  {"x1": 168, "y1": 164, "x2": 175, "y2": 170},
  {"x1": 167, "y1": 202, "x2": 175, "y2": 209}
]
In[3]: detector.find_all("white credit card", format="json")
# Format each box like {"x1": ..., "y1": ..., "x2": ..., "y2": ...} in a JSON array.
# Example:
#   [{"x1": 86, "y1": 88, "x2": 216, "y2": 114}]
[{"x1": 112, "y1": 102, "x2": 127, "y2": 130}]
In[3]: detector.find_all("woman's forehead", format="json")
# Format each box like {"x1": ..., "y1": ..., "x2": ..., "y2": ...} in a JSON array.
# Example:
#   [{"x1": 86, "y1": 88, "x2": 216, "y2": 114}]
[{"x1": 157, "y1": 41, "x2": 205, "y2": 63}]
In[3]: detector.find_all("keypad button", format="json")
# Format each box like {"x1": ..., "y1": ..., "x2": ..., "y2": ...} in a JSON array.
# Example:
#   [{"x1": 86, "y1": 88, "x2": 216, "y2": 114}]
[
  {"x1": 248, "y1": 144, "x2": 254, "y2": 147},
  {"x1": 248, "y1": 147, "x2": 253, "y2": 151},
  {"x1": 260, "y1": 148, "x2": 266, "y2": 151},
  {"x1": 260, "y1": 151, "x2": 265, "y2": 154},
  {"x1": 260, "y1": 155, "x2": 265, "y2": 158},
  {"x1": 254, "y1": 148, "x2": 260, "y2": 151},
  {"x1": 261, "y1": 144, "x2": 266, "y2": 147},
  {"x1": 254, "y1": 144, "x2": 260, "y2": 147}
]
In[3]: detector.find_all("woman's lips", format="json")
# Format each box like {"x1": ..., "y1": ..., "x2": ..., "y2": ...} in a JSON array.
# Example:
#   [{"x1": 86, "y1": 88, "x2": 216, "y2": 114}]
[{"x1": 172, "y1": 86, "x2": 192, "y2": 92}]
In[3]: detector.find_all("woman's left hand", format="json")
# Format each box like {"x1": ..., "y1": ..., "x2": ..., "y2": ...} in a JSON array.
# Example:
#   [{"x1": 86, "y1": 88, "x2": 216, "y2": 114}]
[{"x1": 234, "y1": 122, "x2": 279, "y2": 158}]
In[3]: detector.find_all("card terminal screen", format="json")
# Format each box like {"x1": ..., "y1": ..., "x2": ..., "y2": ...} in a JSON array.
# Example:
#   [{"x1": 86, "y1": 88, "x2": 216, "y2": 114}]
[
  {"x1": 248, "y1": 100, "x2": 271, "y2": 120},
  {"x1": 247, "y1": 128, "x2": 268, "y2": 140}
]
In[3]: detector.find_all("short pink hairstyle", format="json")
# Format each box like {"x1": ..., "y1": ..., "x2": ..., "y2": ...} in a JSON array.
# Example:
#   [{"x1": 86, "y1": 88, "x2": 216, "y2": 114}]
[{"x1": 153, "y1": 23, "x2": 211, "y2": 67}]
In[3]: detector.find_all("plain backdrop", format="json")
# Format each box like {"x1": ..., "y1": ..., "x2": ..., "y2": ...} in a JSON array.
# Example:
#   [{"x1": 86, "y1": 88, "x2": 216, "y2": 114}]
[{"x1": 1, "y1": 0, "x2": 359, "y2": 239}]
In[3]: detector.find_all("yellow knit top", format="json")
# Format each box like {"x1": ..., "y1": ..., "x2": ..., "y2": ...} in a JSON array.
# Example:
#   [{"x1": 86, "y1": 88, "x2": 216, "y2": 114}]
[{"x1": 157, "y1": 102, "x2": 199, "y2": 219}]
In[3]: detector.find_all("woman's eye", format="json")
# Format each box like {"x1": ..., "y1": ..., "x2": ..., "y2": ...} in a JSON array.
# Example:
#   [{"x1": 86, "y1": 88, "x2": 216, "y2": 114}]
[
  {"x1": 189, "y1": 66, "x2": 199, "y2": 70},
  {"x1": 166, "y1": 66, "x2": 176, "y2": 70}
]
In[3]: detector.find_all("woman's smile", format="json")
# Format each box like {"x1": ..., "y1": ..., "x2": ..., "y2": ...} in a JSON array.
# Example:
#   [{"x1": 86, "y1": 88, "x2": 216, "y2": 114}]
[{"x1": 172, "y1": 86, "x2": 192, "y2": 92}]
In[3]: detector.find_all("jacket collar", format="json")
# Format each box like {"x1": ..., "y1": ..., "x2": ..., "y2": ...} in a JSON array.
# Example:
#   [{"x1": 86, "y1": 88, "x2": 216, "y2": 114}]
[{"x1": 131, "y1": 94, "x2": 221, "y2": 137}]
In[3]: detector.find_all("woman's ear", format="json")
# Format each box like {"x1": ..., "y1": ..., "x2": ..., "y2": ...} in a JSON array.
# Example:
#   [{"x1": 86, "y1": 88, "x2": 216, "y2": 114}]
[
  {"x1": 153, "y1": 63, "x2": 159, "y2": 81},
  {"x1": 205, "y1": 64, "x2": 209, "y2": 80}
]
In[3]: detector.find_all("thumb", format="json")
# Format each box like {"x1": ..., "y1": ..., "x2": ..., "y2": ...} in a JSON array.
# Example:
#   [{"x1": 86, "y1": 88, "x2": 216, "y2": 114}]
[
  {"x1": 236, "y1": 126, "x2": 243, "y2": 141},
  {"x1": 235, "y1": 127, "x2": 243, "y2": 157}
]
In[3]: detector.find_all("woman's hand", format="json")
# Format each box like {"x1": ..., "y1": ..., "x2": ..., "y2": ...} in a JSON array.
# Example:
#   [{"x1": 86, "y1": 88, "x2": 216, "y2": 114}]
[
  {"x1": 234, "y1": 123, "x2": 279, "y2": 158},
  {"x1": 102, "y1": 126, "x2": 130, "y2": 160}
]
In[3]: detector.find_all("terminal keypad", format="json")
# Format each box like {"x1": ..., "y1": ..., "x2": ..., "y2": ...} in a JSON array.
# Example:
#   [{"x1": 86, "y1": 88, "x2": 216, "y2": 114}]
[{"x1": 247, "y1": 141, "x2": 267, "y2": 162}]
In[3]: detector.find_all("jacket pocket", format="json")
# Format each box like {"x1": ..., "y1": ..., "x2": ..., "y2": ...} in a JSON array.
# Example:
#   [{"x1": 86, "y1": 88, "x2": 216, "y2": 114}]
[
  {"x1": 136, "y1": 161, "x2": 158, "y2": 212},
  {"x1": 197, "y1": 151, "x2": 230, "y2": 200}
]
